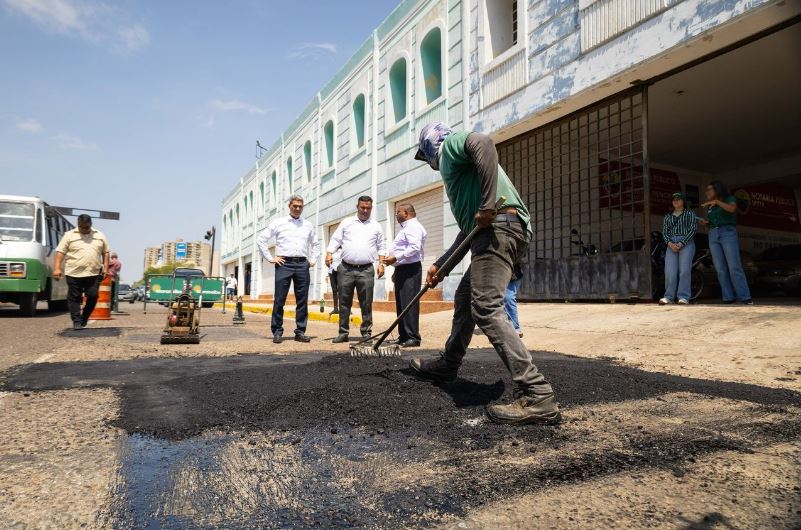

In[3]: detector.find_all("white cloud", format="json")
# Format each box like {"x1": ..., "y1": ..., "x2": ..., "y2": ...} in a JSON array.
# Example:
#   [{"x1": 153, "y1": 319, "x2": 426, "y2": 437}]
[
  {"x1": 209, "y1": 99, "x2": 269, "y2": 116},
  {"x1": 53, "y1": 132, "x2": 97, "y2": 150},
  {"x1": 288, "y1": 42, "x2": 337, "y2": 60},
  {"x1": 2, "y1": 0, "x2": 149, "y2": 53},
  {"x1": 16, "y1": 119, "x2": 43, "y2": 133}
]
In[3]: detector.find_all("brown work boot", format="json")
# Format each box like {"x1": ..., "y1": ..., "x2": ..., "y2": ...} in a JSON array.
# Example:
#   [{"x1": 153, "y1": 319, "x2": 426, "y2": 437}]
[
  {"x1": 486, "y1": 391, "x2": 562, "y2": 425},
  {"x1": 409, "y1": 354, "x2": 459, "y2": 383}
]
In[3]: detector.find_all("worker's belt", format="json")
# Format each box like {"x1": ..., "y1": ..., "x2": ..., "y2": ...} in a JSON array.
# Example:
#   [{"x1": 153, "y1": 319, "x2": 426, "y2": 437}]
[
  {"x1": 342, "y1": 261, "x2": 373, "y2": 269},
  {"x1": 280, "y1": 256, "x2": 307, "y2": 263},
  {"x1": 494, "y1": 213, "x2": 521, "y2": 223}
]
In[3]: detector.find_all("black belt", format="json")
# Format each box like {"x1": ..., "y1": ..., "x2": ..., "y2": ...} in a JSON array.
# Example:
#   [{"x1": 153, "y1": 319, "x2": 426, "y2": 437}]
[
  {"x1": 281, "y1": 256, "x2": 307, "y2": 263},
  {"x1": 342, "y1": 261, "x2": 373, "y2": 269}
]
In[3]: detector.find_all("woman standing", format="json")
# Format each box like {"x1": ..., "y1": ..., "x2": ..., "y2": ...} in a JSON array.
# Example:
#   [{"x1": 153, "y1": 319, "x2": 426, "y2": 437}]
[
  {"x1": 659, "y1": 192, "x2": 697, "y2": 305},
  {"x1": 700, "y1": 180, "x2": 753, "y2": 304}
]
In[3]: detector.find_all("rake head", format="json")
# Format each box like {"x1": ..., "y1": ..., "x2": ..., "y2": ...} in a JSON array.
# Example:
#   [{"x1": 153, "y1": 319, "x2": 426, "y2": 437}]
[{"x1": 348, "y1": 343, "x2": 401, "y2": 358}]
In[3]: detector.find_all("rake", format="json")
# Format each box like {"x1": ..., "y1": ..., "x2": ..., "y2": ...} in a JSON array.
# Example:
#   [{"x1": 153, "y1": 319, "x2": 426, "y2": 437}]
[{"x1": 349, "y1": 197, "x2": 506, "y2": 358}]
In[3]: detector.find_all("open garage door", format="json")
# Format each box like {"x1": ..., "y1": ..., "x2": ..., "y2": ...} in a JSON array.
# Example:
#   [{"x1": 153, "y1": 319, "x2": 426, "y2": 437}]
[{"x1": 391, "y1": 186, "x2": 444, "y2": 288}]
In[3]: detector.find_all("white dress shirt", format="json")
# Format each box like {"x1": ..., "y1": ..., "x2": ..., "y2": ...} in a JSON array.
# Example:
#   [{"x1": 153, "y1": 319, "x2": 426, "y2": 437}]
[
  {"x1": 327, "y1": 249, "x2": 342, "y2": 274},
  {"x1": 391, "y1": 217, "x2": 427, "y2": 265},
  {"x1": 326, "y1": 216, "x2": 387, "y2": 266},
  {"x1": 257, "y1": 215, "x2": 321, "y2": 265}
]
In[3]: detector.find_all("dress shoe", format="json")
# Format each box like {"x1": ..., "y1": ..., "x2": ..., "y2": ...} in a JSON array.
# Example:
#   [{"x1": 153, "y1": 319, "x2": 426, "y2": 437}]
[
  {"x1": 409, "y1": 355, "x2": 459, "y2": 383},
  {"x1": 272, "y1": 333, "x2": 283, "y2": 344},
  {"x1": 485, "y1": 391, "x2": 562, "y2": 425},
  {"x1": 332, "y1": 334, "x2": 349, "y2": 344},
  {"x1": 399, "y1": 339, "x2": 421, "y2": 348},
  {"x1": 294, "y1": 333, "x2": 311, "y2": 343}
]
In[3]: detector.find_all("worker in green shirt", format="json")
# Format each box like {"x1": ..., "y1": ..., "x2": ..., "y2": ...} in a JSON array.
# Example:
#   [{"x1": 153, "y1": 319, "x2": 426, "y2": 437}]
[{"x1": 408, "y1": 122, "x2": 561, "y2": 426}]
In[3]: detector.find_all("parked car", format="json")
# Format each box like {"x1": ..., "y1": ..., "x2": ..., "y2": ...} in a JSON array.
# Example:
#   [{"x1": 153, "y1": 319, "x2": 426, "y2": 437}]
[
  {"x1": 755, "y1": 244, "x2": 801, "y2": 296},
  {"x1": 117, "y1": 283, "x2": 137, "y2": 304}
]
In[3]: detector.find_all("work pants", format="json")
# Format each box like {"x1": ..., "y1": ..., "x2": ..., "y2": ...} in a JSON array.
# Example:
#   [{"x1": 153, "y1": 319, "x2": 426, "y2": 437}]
[
  {"x1": 66, "y1": 275, "x2": 101, "y2": 325},
  {"x1": 337, "y1": 263, "x2": 374, "y2": 336},
  {"x1": 393, "y1": 262, "x2": 422, "y2": 343}
]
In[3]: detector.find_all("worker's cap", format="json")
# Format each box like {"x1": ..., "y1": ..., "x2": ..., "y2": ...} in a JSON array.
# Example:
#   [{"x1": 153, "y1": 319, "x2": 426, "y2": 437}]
[
  {"x1": 672, "y1": 192, "x2": 684, "y2": 200},
  {"x1": 414, "y1": 122, "x2": 452, "y2": 165}
]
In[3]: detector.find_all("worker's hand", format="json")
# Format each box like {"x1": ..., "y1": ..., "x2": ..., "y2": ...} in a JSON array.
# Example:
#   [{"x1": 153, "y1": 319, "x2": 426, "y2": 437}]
[
  {"x1": 53, "y1": 268, "x2": 63, "y2": 280},
  {"x1": 272, "y1": 256, "x2": 286, "y2": 266},
  {"x1": 384, "y1": 255, "x2": 397, "y2": 266},
  {"x1": 475, "y1": 209, "x2": 496, "y2": 229},
  {"x1": 325, "y1": 253, "x2": 333, "y2": 268},
  {"x1": 426, "y1": 265, "x2": 440, "y2": 287},
  {"x1": 377, "y1": 263, "x2": 385, "y2": 279}
]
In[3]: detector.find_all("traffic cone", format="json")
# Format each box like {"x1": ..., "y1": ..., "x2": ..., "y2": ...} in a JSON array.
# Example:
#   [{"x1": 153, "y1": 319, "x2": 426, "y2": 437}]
[{"x1": 89, "y1": 275, "x2": 113, "y2": 320}]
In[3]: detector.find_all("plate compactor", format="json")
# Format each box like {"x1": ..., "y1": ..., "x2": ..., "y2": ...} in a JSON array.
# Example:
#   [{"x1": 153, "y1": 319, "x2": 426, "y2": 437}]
[{"x1": 160, "y1": 269, "x2": 203, "y2": 345}]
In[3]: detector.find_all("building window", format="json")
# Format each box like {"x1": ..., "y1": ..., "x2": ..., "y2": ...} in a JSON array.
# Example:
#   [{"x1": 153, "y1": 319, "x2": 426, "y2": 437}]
[
  {"x1": 483, "y1": 0, "x2": 518, "y2": 61},
  {"x1": 389, "y1": 58, "x2": 407, "y2": 123},
  {"x1": 286, "y1": 157, "x2": 293, "y2": 194},
  {"x1": 271, "y1": 170, "x2": 277, "y2": 203},
  {"x1": 324, "y1": 120, "x2": 334, "y2": 168},
  {"x1": 249, "y1": 191, "x2": 253, "y2": 217},
  {"x1": 259, "y1": 182, "x2": 265, "y2": 212},
  {"x1": 420, "y1": 27, "x2": 442, "y2": 104},
  {"x1": 304, "y1": 140, "x2": 312, "y2": 182},
  {"x1": 352, "y1": 94, "x2": 366, "y2": 150}
]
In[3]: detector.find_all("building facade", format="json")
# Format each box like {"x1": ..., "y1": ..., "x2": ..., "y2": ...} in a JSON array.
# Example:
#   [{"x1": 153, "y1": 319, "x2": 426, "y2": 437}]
[
  {"x1": 221, "y1": 0, "x2": 801, "y2": 301},
  {"x1": 143, "y1": 246, "x2": 161, "y2": 271}
]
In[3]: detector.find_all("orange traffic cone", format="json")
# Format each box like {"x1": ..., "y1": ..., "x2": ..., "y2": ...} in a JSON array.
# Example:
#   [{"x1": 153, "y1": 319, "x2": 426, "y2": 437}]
[{"x1": 89, "y1": 275, "x2": 113, "y2": 320}]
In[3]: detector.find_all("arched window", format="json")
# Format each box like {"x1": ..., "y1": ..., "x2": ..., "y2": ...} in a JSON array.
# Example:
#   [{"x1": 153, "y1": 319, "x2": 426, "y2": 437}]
[
  {"x1": 286, "y1": 157, "x2": 293, "y2": 194},
  {"x1": 271, "y1": 170, "x2": 277, "y2": 202},
  {"x1": 389, "y1": 58, "x2": 407, "y2": 123},
  {"x1": 249, "y1": 191, "x2": 253, "y2": 217},
  {"x1": 304, "y1": 140, "x2": 312, "y2": 182},
  {"x1": 324, "y1": 120, "x2": 334, "y2": 168},
  {"x1": 420, "y1": 27, "x2": 442, "y2": 104},
  {"x1": 352, "y1": 94, "x2": 366, "y2": 149}
]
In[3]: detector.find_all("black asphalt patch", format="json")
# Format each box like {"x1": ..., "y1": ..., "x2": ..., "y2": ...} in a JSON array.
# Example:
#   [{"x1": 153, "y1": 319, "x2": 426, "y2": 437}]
[
  {"x1": 4, "y1": 351, "x2": 801, "y2": 528},
  {"x1": 58, "y1": 327, "x2": 122, "y2": 338}
]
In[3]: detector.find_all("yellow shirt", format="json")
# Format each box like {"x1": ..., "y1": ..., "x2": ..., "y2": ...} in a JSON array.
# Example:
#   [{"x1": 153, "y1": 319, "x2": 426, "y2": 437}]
[{"x1": 56, "y1": 228, "x2": 109, "y2": 277}]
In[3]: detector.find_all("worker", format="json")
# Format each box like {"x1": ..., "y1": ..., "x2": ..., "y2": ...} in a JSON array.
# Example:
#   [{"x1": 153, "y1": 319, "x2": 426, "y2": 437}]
[
  {"x1": 225, "y1": 274, "x2": 237, "y2": 301},
  {"x1": 384, "y1": 203, "x2": 427, "y2": 347},
  {"x1": 108, "y1": 252, "x2": 122, "y2": 312},
  {"x1": 52, "y1": 214, "x2": 110, "y2": 330},
  {"x1": 325, "y1": 196, "x2": 387, "y2": 343},
  {"x1": 257, "y1": 194, "x2": 320, "y2": 343},
  {"x1": 408, "y1": 122, "x2": 561, "y2": 426}
]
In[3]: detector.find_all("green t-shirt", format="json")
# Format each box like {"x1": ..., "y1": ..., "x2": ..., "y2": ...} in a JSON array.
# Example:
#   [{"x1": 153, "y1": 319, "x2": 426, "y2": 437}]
[
  {"x1": 707, "y1": 194, "x2": 737, "y2": 227},
  {"x1": 438, "y1": 131, "x2": 532, "y2": 238}
]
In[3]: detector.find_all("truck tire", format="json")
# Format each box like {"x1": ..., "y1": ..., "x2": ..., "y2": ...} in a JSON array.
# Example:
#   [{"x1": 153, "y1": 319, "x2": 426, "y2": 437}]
[{"x1": 19, "y1": 293, "x2": 38, "y2": 317}]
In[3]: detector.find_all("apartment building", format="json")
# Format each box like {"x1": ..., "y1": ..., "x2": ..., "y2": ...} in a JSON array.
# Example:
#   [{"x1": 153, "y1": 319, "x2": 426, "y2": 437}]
[
  {"x1": 143, "y1": 246, "x2": 161, "y2": 271},
  {"x1": 145, "y1": 239, "x2": 213, "y2": 274},
  {"x1": 221, "y1": 0, "x2": 801, "y2": 301}
]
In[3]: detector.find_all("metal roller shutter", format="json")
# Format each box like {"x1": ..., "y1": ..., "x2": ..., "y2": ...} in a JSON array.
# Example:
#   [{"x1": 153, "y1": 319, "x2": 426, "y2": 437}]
[{"x1": 391, "y1": 186, "x2": 444, "y2": 287}]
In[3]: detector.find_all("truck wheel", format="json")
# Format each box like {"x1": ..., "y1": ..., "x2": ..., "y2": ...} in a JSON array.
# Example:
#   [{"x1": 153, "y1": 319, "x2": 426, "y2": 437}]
[
  {"x1": 19, "y1": 293, "x2": 38, "y2": 317},
  {"x1": 48, "y1": 299, "x2": 69, "y2": 312}
]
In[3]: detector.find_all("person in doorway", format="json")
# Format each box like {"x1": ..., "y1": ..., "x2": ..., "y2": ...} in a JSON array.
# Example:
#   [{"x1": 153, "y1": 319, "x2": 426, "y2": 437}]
[
  {"x1": 409, "y1": 122, "x2": 561, "y2": 426},
  {"x1": 225, "y1": 274, "x2": 237, "y2": 301},
  {"x1": 52, "y1": 214, "x2": 109, "y2": 330},
  {"x1": 325, "y1": 196, "x2": 387, "y2": 343},
  {"x1": 327, "y1": 249, "x2": 342, "y2": 315},
  {"x1": 108, "y1": 252, "x2": 122, "y2": 312},
  {"x1": 384, "y1": 203, "x2": 427, "y2": 348},
  {"x1": 700, "y1": 181, "x2": 753, "y2": 305},
  {"x1": 257, "y1": 195, "x2": 320, "y2": 343},
  {"x1": 659, "y1": 192, "x2": 697, "y2": 305}
]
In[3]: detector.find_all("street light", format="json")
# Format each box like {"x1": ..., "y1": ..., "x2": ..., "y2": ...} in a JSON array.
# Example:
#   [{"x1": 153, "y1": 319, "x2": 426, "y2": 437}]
[{"x1": 204, "y1": 226, "x2": 216, "y2": 276}]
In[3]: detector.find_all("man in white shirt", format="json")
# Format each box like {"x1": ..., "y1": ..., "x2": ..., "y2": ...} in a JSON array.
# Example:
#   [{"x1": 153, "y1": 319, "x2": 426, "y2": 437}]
[
  {"x1": 225, "y1": 274, "x2": 237, "y2": 301},
  {"x1": 384, "y1": 203, "x2": 427, "y2": 347},
  {"x1": 325, "y1": 195, "x2": 387, "y2": 343},
  {"x1": 257, "y1": 195, "x2": 321, "y2": 343}
]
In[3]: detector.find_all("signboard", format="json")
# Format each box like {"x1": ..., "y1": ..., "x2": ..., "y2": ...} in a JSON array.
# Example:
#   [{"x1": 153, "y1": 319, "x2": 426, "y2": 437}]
[
  {"x1": 175, "y1": 242, "x2": 187, "y2": 260},
  {"x1": 732, "y1": 183, "x2": 801, "y2": 233},
  {"x1": 599, "y1": 159, "x2": 681, "y2": 213},
  {"x1": 147, "y1": 275, "x2": 224, "y2": 302}
]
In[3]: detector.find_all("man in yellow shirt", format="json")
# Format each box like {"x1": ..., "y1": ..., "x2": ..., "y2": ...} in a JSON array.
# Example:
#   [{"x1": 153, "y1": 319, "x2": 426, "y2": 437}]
[{"x1": 53, "y1": 214, "x2": 109, "y2": 330}]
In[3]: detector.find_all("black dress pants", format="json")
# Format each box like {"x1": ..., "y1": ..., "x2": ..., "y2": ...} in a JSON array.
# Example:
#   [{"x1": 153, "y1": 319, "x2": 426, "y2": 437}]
[
  {"x1": 271, "y1": 260, "x2": 310, "y2": 336},
  {"x1": 337, "y1": 263, "x2": 374, "y2": 336},
  {"x1": 393, "y1": 262, "x2": 422, "y2": 342},
  {"x1": 66, "y1": 275, "x2": 101, "y2": 324}
]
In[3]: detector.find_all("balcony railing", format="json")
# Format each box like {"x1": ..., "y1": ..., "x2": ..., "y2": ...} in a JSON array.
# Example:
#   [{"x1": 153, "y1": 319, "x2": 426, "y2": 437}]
[
  {"x1": 481, "y1": 47, "x2": 527, "y2": 107},
  {"x1": 580, "y1": 0, "x2": 671, "y2": 51}
]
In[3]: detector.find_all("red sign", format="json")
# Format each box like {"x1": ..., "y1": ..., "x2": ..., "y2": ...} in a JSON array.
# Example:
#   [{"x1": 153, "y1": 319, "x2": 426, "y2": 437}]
[
  {"x1": 599, "y1": 159, "x2": 681, "y2": 213},
  {"x1": 732, "y1": 183, "x2": 801, "y2": 233}
]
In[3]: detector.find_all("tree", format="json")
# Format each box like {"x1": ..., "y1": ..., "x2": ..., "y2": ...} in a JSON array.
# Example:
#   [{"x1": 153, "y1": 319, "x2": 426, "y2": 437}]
[{"x1": 139, "y1": 261, "x2": 195, "y2": 284}]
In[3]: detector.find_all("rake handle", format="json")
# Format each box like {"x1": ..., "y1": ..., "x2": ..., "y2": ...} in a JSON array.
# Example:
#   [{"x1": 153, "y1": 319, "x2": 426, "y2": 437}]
[{"x1": 371, "y1": 196, "x2": 506, "y2": 351}]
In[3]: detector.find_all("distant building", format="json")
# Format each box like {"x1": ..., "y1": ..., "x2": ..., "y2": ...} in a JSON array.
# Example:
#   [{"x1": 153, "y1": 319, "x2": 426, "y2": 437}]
[{"x1": 144, "y1": 239, "x2": 213, "y2": 274}]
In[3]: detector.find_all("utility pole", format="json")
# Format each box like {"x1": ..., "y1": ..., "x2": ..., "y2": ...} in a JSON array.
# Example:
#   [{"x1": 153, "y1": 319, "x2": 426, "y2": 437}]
[{"x1": 204, "y1": 227, "x2": 216, "y2": 276}]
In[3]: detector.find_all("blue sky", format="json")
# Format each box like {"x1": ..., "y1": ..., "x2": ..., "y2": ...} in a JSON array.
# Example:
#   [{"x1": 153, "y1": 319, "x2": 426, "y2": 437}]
[{"x1": 0, "y1": 0, "x2": 398, "y2": 281}]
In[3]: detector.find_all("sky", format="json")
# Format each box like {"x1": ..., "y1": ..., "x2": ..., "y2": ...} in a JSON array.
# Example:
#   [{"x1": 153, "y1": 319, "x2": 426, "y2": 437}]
[{"x1": 0, "y1": 0, "x2": 399, "y2": 282}]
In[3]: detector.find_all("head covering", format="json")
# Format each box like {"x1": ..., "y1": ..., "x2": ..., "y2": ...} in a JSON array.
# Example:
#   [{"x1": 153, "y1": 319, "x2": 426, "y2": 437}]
[
  {"x1": 672, "y1": 192, "x2": 684, "y2": 200},
  {"x1": 414, "y1": 122, "x2": 452, "y2": 170}
]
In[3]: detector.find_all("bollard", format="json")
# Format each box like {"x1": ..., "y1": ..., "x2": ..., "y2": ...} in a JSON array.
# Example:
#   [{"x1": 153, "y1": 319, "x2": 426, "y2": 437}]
[
  {"x1": 233, "y1": 296, "x2": 245, "y2": 325},
  {"x1": 89, "y1": 275, "x2": 113, "y2": 320}
]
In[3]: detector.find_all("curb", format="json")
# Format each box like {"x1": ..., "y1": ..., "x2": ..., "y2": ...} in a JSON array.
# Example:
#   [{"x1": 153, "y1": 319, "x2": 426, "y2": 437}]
[{"x1": 212, "y1": 303, "x2": 362, "y2": 326}]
